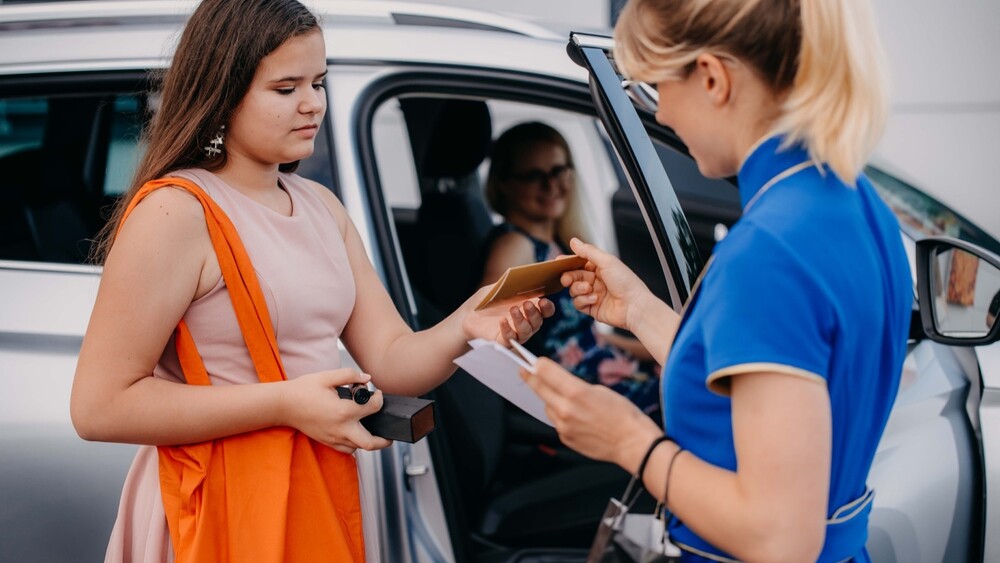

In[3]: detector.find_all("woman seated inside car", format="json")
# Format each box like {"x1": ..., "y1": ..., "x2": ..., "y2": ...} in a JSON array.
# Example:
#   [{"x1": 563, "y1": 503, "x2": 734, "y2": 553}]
[{"x1": 481, "y1": 121, "x2": 661, "y2": 417}]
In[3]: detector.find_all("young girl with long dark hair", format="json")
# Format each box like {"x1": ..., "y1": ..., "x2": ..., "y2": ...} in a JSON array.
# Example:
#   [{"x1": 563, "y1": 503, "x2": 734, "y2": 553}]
[{"x1": 72, "y1": 1, "x2": 551, "y2": 560}]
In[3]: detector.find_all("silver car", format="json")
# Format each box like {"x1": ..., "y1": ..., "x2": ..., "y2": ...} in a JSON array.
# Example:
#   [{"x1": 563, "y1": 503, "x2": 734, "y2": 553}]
[{"x1": 1, "y1": 2, "x2": 998, "y2": 562}]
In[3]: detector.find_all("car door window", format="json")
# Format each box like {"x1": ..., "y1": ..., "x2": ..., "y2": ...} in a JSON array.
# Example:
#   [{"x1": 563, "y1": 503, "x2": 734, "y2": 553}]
[
  {"x1": 0, "y1": 82, "x2": 336, "y2": 265},
  {"x1": 568, "y1": 34, "x2": 702, "y2": 307},
  {"x1": 0, "y1": 93, "x2": 144, "y2": 263}
]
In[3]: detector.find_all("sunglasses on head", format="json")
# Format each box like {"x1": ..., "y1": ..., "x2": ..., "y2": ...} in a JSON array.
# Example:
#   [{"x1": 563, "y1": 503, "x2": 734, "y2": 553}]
[{"x1": 507, "y1": 164, "x2": 573, "y2": 186}]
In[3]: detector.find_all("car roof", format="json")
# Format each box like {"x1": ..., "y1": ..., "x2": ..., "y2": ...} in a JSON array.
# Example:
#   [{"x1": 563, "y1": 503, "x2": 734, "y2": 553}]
[{"x1": 0, "y1": 0, "x2": 589, "y2": 81}]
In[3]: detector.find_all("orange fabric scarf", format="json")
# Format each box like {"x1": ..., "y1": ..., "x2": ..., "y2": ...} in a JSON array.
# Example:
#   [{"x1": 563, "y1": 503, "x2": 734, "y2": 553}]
[{"x1": 118, "y1": 177, "x2": 365, "y2": 562}]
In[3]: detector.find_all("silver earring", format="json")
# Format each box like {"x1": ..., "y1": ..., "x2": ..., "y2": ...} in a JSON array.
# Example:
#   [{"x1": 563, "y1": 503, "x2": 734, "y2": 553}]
[{"x1": 204, "y1": 125, "x2": 225, "y2": 157}]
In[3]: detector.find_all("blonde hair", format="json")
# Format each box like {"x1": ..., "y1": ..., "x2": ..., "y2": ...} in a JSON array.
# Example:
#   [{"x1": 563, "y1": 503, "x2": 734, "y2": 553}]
[
  {"x1": 486, "y1": 122, "x2": 590, "y2": 245},
  {"x1": 614, "y1": 0, "x2": 888, "y2": 184}
]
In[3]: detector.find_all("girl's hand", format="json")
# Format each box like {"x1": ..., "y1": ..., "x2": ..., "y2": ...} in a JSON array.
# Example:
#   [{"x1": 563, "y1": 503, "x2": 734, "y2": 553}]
[
  {"x1": 459, "y1": 284, "x2": 555, "y2": 346},
  {"x1": 280, "y1": 368, "x2": 393, "y2": 455},
  {"x1": 521, "y1": 357, "x2": 662, "y2": 467},
  {"x1": 561, "y1": 238, "x2": 652, "y2": 332}
]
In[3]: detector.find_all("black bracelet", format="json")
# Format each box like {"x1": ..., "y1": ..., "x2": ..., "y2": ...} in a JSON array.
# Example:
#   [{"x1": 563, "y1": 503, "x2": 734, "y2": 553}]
[
  {"x1": 636, "y1": 435, "x2": 671, "y2": 488},
  {"x1": 663, "y1": 446, "x2": 685, "y2": 509}
]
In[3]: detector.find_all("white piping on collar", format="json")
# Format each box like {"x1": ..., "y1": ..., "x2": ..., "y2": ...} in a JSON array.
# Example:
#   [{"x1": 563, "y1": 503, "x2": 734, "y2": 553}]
[
  {"x1": 742, "y1": 160, "x2": 814, "y2": 213},
  {"x1": 738, "y1": 131, "x2": 778, "y2": 170}
]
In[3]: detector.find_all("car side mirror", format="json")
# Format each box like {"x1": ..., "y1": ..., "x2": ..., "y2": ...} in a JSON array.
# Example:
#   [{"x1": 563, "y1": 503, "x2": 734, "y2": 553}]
[{"x1": 916, "y1": 236, "x2": 1000, "y2": 346}]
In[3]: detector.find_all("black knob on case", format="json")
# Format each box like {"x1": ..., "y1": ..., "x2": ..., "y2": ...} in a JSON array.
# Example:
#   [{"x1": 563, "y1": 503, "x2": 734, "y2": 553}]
[{"x1": 352, "y1": 386, "x2": 372, "y2": 405}]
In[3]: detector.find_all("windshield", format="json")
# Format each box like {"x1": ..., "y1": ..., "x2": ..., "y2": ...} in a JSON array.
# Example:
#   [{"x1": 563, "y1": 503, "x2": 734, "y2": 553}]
[{"x1": 866, "y1": 166, "x2": 1000, "y2": 255}]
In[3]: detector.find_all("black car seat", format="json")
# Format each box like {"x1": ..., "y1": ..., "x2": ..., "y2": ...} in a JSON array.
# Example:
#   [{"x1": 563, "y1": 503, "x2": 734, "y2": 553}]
[
  {"x1": 398, "y1": 97, "x2": 495, "y2": 318},
  {"x1": 0, "y1": 96, "x2": 110, "y2": 263}
]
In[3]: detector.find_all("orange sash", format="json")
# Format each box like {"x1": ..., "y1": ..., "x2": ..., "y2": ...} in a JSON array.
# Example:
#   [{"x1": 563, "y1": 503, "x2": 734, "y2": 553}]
[{"x1": 118, "y1": 178, "x2": 364, "y2": 562}]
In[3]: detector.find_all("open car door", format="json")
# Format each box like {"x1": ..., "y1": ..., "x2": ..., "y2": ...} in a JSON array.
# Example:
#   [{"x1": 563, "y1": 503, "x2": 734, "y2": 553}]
[{"x1": 566, "y1": 32, "x2": 702, "y2": 309}]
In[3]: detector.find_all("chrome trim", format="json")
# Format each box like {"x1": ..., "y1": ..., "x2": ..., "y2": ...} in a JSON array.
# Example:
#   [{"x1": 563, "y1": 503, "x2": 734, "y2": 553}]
[
  {"x1": 0, "y1": 0, "x2": 195, "y2": 25},
  {"x1": 0, "y1": 260, "x2": 101, "y2": 275},
  {"x1": 622, "y1": 79, "x2": 658, "y2": 113},
  {"x1": 0, "y1": 0, "x2": 562, "y2": 40},
  {"x1": 0, "y1": 59, "x2": 168, "y2": 75},
  {"x1": 571, "y1": 32, "x2": 614, "y2": 50}
]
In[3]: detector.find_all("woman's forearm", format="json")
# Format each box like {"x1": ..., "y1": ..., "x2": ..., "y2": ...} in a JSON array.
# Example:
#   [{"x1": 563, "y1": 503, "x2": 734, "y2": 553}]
[
  {"x1": 621, "y1": 437, "x2": 825, "y2": 563},
  {"x1": 600, "y1": 331, "x2": 656, "y2": 363},
  {"x1": 367, "y1": 312, "x2": 467, "y2": 397},
  {"x1": 626, "y1": 292, "x2": 680, "y2": 365},
  {"x1": 72, "y1": 375, "x2": 287, "y2": 445}
]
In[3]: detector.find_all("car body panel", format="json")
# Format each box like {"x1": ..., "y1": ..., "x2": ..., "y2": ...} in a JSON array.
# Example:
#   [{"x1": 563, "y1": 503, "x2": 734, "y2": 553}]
[{"x1": 976, "y1": 340, "x2": 1000, "y2": 561}]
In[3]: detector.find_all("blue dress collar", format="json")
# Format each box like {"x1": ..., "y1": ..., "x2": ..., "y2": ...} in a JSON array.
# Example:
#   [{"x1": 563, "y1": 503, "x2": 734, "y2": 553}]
[{"x1": 736, "y1": 135, "x2": 813, "y2": 209}]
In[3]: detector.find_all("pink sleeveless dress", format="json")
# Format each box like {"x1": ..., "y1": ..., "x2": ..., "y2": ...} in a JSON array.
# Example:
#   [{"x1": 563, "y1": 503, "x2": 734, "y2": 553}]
[{"x1": 103, "y1": 169, "x2": 357, "y2": 562}]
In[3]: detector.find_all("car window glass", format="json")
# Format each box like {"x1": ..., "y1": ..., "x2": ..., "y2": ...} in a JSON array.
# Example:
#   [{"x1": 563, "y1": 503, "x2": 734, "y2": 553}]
[
  {"x1": 0, "y1": 98, "x2": 46, "y2": 157},
  {"x1": 373, "y1": 100, "x2": 421, "y2": 210},
  {"x1": 0, "y1": 93, "x2": 141, "y2": 263},
  {"x1": 103, "y1": 96, "x2": 146, "y2": 196},
  {"x1": 0, "y1": 84, "x2": 337, "y2": 265},
  {"x1": 649, "y1": 141, "x2": 740, "y2": 261},
  {"x1": 599, "y1": 133, "x2": 739, "y2": 297},
  {"x1": 867, "y1": 165, "x2": 1000, "y2": 254}
]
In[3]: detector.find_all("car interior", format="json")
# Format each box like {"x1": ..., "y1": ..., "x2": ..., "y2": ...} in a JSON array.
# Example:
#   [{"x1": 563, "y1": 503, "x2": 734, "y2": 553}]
[
  {"x1": 0, "y1": 90, "x2": 337, "y2": 266},
  {"x1": 0, "y1": 95, "x2": 126, "y2": 263},
  {"x1": 376, "y1": 93, "x2": 742, "y2": 560}
]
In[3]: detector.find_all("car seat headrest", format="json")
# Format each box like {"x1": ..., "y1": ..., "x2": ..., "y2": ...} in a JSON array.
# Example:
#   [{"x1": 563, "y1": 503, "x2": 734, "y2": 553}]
[
  {"x1": 35, "y1": 97, "x2": 105, "y2": 203},
  {"x1": 399, "y1": 97, "x2": 492, "y2": 181}
]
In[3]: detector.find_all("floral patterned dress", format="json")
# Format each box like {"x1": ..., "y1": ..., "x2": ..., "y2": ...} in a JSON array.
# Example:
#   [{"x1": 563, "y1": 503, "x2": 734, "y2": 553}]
[{"x1": 484, "y1": 224, "x2": 662, "y2": 417}]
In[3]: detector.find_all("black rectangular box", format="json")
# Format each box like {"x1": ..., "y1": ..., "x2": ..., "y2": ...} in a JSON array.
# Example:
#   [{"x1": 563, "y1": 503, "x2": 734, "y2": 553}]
[{"x1": 361, "y1": 394, "x2": 435, "y2": 443}]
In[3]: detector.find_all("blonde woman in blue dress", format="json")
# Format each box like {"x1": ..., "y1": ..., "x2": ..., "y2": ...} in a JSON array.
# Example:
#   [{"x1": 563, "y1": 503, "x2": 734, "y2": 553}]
[{"x1": 523, "y1": 0, "x2": 912, "y2": 561}]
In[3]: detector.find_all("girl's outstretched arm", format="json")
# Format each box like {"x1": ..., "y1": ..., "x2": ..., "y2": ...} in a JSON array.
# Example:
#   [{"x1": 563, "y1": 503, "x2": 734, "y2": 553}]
[{"x1": 71, "y1": 187, "x2": 388, "y2": 453}]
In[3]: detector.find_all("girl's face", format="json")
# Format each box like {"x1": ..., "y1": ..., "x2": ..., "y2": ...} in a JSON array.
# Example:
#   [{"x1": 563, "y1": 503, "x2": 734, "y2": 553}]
[
  {"x1": 503, "y1": 141, "x2": 573, "y2": 223},
  {"x1": 225, "y1": 30, "x2": 327, "y2": 167}
]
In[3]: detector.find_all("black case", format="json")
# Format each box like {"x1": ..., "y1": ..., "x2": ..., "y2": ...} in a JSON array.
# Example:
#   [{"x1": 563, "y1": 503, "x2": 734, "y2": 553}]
[{"x1": 360, "y1": 394, "x2": 436, "y2": 443}]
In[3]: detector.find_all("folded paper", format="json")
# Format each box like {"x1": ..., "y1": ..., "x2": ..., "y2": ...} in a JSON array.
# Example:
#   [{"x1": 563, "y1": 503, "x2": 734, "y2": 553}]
[
  {"x1": 476, "y1": 255, "x2": 588, "y2": 310},
  {"x1": 454, "y1": 339, "x2": 553, "y2": 426}
]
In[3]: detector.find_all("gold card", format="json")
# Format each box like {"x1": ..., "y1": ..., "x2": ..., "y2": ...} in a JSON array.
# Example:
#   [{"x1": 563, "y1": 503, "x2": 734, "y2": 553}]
[{"x1": 476, "y1": 255, "x2": 588, "y2": 311}]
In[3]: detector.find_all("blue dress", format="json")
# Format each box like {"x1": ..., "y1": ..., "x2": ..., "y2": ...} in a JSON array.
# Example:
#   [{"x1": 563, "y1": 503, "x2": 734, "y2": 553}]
[
  {"x1": 484, "y1": 223, "x2": 662, "y2": 417},
  {"x1": 663, "y1": 136, "x2": 912, "y2": 562}
]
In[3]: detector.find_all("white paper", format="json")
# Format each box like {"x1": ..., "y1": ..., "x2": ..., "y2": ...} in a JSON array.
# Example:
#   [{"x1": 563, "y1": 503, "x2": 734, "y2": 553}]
[
  {"x1": 454, "y1": 338, "x2": 553, "y2": 426},
  {"x1": 508, "y1": 338, "x2": 538, "y2": 372}
]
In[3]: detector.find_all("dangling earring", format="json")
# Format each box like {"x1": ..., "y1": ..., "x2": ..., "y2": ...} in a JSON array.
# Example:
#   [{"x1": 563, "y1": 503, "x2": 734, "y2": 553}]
[{"x1": 204, "y1": 125, "x2": 225, "y2": 158}]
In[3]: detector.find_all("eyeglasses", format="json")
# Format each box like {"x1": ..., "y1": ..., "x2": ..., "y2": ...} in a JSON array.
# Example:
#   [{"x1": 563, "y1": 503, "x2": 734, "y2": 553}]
[
  {"x1": 622, "y1": 79, "x2": 659, "y2": 114},
  {"x1": 507, "y1": 164, "x2": 573, "y2": 186}
]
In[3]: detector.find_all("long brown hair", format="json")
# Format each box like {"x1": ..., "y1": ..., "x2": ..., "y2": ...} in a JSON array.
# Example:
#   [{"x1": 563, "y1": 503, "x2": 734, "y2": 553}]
[
  {"x1": 92, "y1": 0, "x2": 319, "y2": 263},
  {"x1": 614, "y1": 0, "x2": 888, "y2": 185}
]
